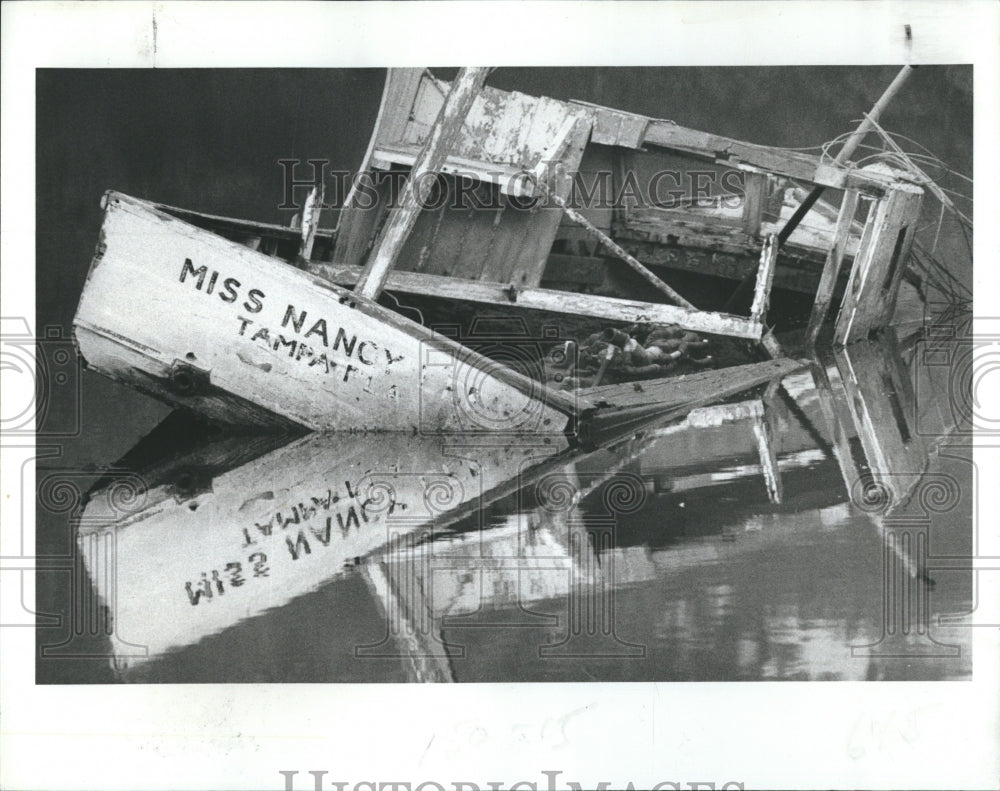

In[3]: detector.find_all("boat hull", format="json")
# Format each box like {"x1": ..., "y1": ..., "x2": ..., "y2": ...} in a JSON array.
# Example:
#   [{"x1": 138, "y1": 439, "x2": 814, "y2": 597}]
[{"x1": 73, "y1": 193, "x2": 576, "y2": 433}]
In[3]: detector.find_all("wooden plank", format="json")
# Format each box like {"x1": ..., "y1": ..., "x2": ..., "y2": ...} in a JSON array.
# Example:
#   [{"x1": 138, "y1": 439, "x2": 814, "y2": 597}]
[
  {"x1": 74, "y1": 192, "x2": 578, "y2": 432},
  {"x1": 749, "y1": 233, "x2": 778, "y2": 324},
  {"x1": 500, "y1": 115, "x2": 592, "y2": 288},
  {"x1": 833, "y1": 182, "x2": 923, "y2": 345},
  {"x1": 741, "y1": 172, "x2": 768, "y2": 237},
  {"x1": 579, "y1": 358, "x2": 805, "y2": 410},
  {"x1": 806, "y1": 189, "x2": 860, "y2": 344},
  {"x1": 331, "y1": 173, "x2": 393, "y2": 268},
  {"x1": 617, "y1": 208, "x2": 761, "y2": 257},
  {"x1": 546, "y1": 189, "x2": 696, "y2": 309},
  {"x1": 398, "y1": 76, "x2": 581, "y2": 176},
  {"x1": 356, "y1": 67, "x2": 491, "y2": 300},
  {"x1": 306, "y1": 260, "x2": 765, "y2": 340},
  {"x1": 575, "y1": 358, "x2": 805, "y2": 444},
  {"x1": 578, "y1": 101, "x2": 650, "y2": 148},
  {"x1": 640, "y1": 119, "x2": 911, "y2": 197},
  {"x1": 333, "y1": 69, "x2": 424, "y2": 267},
  {"x1": 298, "y1": 182, "x2": 324, "y2": 261},
  {"x1": 373, "y1": 68, "x2": 427, "y2": 150},
  {"x1": 642, "y1": 118, "x2": 824, "y2": 183},
  {"x1": 610, "y1": 238, "x2": 833, "y2": 295},
  {"x1": 372, "y1": 144, "x2": 530, "y2": 196}
]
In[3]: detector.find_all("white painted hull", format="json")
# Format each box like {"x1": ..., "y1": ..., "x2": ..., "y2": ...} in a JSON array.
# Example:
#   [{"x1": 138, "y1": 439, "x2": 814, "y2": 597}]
[{"x1": 73, "y1": 192, "x2": 576, "y2": 433}]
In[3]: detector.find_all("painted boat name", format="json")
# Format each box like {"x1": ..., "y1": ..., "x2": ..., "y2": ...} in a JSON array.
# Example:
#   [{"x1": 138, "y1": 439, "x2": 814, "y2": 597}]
[{"x1": 179, "y1": 258, "x2": 405, "y2": 381}]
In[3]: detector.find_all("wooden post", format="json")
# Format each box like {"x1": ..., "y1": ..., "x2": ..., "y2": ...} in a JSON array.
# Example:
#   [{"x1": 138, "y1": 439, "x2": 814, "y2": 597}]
[
  {"x1": 777, "y1": 65, "x2": 914, "y2": 245},
  {"x1": 741, "y1": 172, "x2": 768, "y2": 237},
  {"x1": 305, "y1": 260, "x2": 766, "y2": 339},
  {"x1": 354, "y1": 67, "x2": 490, "y2": 300},
  {"x1": 298, "y1": 181, "x2": 325, "y2": 261},
  {"x1": 749, "y1": 233, "x2": 778, "y2": 324},
  {"x1": 805, "y1": 189, "x2": 860, "y2": 345}
]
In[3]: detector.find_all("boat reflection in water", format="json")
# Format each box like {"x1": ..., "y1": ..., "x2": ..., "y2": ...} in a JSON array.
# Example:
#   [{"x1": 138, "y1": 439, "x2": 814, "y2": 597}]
[{"x1": 71, "y1": 329, "x2": 972, "y2": 682}]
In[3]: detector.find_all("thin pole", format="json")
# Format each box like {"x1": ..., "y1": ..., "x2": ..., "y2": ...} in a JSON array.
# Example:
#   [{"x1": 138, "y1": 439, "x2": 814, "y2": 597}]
[
  {"x1": 777, "y1": 65, "x2": 915, "y2": 245},
  {"x1": 545, "y1": 187, "x2": 696, "y2": 310}
]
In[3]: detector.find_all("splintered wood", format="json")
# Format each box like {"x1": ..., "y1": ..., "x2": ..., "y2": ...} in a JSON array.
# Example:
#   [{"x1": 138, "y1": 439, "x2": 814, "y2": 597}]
[{"x1": 355, "y1": 67, "x2": 491, "y2": 300}]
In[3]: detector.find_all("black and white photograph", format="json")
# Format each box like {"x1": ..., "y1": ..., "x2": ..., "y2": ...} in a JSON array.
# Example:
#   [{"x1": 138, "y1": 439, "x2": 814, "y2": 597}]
[{"x1": 2, "y1": 2, "x2": 998, "y2": 789}]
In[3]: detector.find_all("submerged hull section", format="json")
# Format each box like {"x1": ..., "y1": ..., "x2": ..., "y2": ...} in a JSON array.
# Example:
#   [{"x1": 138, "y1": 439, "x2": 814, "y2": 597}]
[{"x1": 73, "y1": 192, "x2": 575, "y2": 433}]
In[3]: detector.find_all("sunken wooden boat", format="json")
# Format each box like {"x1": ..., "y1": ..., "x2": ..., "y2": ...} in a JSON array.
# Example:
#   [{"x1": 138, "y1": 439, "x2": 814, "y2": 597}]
[{"x1": 72, "y1": 67, "x2": 924, "y2": 433}]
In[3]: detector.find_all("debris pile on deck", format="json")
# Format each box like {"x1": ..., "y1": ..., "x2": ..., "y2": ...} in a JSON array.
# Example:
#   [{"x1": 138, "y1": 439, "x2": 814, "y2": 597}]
[{"x1": 546, "y1": 324, "x2": 718, "y2": 390}]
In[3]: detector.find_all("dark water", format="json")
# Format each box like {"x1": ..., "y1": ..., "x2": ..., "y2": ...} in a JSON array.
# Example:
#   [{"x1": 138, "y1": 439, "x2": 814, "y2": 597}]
[
  {"x1": 31, "y1": 68, "x2": 974, "y2": 683},
  {"x1": 35, "y1": 330, "x2": 974, "y2": 683}
]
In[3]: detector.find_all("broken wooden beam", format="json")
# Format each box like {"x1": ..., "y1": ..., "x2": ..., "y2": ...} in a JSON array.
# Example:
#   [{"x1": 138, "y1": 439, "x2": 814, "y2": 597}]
[
  {"x1": 355, "y1": 67, "x2": 491, "y2": 300},
  {"x1": 576, "y1": 358, "x2": 806, "y2": 445},
  {"x1": 778, "y1": 65, "x2": 915, "y2": 245},
  {"x1": 805, "y1": 189, "x2": 860, "y2": 344},
  {"x1": 545, "y1": 188, "x2": 696, "y2": 310},
  {"x1": 639, "y1": 117, "x2": 824, "y2": 184},
  {"x1": 749, "y1": 233, "x2": 778, "y2": 324},
  {"x1": 307, "y1": 260, "x2": 765, "y2": 340},
  {"x1": 298, "y1": 181, "x2": 325, "y2": 261}
]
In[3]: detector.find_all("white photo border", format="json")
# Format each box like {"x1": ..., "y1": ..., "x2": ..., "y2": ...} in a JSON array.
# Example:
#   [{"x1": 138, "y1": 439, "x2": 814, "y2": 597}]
[{"x1": 2, "y1": 2, "x2": 998, "y2": 790}]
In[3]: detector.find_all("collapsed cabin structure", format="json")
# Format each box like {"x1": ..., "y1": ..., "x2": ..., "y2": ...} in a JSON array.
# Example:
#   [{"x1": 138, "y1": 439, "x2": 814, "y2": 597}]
[{"x1": 313, "y1": 68, "x2": 925, "y2": 347}]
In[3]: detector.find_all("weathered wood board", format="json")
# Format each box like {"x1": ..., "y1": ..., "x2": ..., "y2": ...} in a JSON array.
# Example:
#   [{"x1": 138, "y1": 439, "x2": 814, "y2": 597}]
[
  {"x1": 73, "y1": 192, "x2": 577, "y2": 433},
  {"x1": 575, "y1": 358, "x2": 805, "y2": 445},
  {"x1": 356, "y1": 67, "x2": 491, "y2": 299},
  {"x1": 338, "y1": 70, "x2": 594, "y2": 290},
  {"x1": 806, "y1": 189, "x2": 861, "y2": 344},
  {"x1": 78, "y1": 430, "x2": 570, "y2": 671},
  {"x1": 833, "y1": 176, "x2": 923, "y2": 345},
  {"x1": 579, "y1": 358, "x2": 805, "y2": 412},
  {"x1": 307, "y1": 261, "x2": 765, "y2": 339}
]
